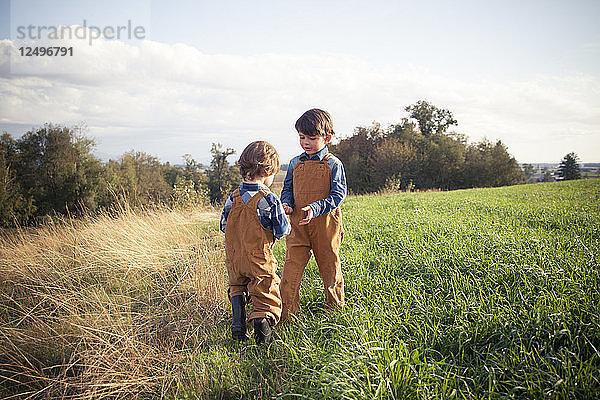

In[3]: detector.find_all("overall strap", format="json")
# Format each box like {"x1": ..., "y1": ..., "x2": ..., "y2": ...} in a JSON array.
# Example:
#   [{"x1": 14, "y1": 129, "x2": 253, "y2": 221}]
[
  {"x1": 231, "y1": 188, "x2": 241, "y2": 205},
  {"x1": 244, "y1": 188, "x2": 269, "y2": 209}
]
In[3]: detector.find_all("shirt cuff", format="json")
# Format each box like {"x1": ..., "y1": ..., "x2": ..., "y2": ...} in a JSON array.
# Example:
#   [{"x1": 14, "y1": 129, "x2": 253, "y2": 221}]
[
  {"x1": 281, "y1": 196, "x2": 293, "y2": 208},
  {"x1": 309, "y1": 202, "x2": 321, "y2": 218}
]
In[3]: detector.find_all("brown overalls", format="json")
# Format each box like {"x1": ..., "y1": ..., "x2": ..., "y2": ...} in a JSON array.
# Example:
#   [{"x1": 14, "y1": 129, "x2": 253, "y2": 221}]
[
  {"x1": 280, "y1": 153, "x2": 344, "y2": 321},
  {"x1": 224, "y1": 188, "x2": 282, "y2": 324}
]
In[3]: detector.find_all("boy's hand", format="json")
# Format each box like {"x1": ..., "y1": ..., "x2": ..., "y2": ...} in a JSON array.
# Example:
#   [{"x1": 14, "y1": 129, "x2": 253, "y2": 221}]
[
  {"x1": 282, "y1": 203, "x2": 293, "y2": 215},
  {"x1": 298, "y1": 206, "x2": 313, "y2": 225}
]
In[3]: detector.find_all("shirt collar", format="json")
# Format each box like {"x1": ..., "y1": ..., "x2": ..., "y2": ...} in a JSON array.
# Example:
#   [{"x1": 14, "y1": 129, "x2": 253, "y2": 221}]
[
  {"x1": 300, "y1": 146, "x2": 329, "y2": 161},
  {"x1": 240, "y1": 181, "x2": 269, "y2": 191}
]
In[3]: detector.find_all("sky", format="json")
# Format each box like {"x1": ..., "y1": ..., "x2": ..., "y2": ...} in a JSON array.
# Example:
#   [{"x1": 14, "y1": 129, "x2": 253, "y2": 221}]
[{"x1": 0, "y1": 0, "x2": 599, "y2": 165}]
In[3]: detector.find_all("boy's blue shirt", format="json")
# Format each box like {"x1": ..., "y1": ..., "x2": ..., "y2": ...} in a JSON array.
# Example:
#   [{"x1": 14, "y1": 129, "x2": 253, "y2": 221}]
[
  {"x1": 280, "y1": 146, "x2": 347, "y2": 218},
  {"x1": 220, "y1": 182, "x2": 291, "y2": 240}
]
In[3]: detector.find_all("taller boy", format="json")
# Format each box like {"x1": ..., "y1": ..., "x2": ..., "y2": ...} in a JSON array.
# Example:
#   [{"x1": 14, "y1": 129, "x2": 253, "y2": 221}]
[{"x1": 280, "y1": 108, "x2": 347, "y2": 321}]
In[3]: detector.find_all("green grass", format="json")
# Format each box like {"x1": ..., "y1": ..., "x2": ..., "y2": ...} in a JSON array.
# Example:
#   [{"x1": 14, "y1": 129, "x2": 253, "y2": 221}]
[
  {"x1": 185, "y1": 179, "x2": 600, "y2": 399},
  {"x1": 1, "y1": 179, "x2": 598, "y2": 399}
]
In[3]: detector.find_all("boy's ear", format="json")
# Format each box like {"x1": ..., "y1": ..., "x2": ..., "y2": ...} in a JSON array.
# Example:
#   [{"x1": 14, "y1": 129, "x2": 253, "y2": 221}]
[{"x1": 324, "y1": 134, "x2": 333, "y2": 144}]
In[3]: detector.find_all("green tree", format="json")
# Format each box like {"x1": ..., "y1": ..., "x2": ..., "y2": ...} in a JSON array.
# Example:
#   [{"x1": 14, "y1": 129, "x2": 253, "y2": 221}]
[
  {"x1": 420, "y1": 132, "x2": 465, "y2": 189},
  {"x1": 103, "y1": 151, "x2": 171, "y2": 206},
  {"x1": 462, "y1": 140, "x2": 523, "y2": 188},
  {"x1": 14, "y1": 124, "x2": 104, "y2": 219},
  {"x1": 330, "y1": 123, "x2": 384, "y2": 193},
  {"x1": 163, "y1": 154, "x2": 207, "y2": 189},
  {"x1": 163, "y1": 162, "x2": 184, "y2": 189},
  {"x1": 207, "y1": 143, "x2": 240, "y2": 204},
  {"x1": 558, "y1": 152, "x2": 581, "y2": 180},
  {"x1": 166, "y1": 154, "x2": 210, "y2": 207},
  {"x1": 405, "y1": 100, "x2": 457, "y2": 137},
  {"x1": 385, "y1": 119, "x2": 425, "y2": 189},
  {"x1": 0, "y1": 133, "x2": 36, "y2": 225},
  {"x1": 182, "y1": 154, "x2": 209, "y2": 192}
]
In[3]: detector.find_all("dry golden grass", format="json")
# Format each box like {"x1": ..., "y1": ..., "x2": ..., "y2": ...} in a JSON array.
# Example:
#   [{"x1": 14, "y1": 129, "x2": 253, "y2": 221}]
[
  {"x1": 269, "y1": 170, "x2": 287, "y2": 197},
  {"x1": 0, "y1": 205, "x2": 227, "y2": 399}
]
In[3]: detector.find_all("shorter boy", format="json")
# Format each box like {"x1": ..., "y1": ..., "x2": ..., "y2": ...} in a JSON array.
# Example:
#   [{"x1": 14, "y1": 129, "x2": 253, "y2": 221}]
[
  {"x1": 280, "y1": 109, "x2": 347, "y2": 321},
  {"x1": 220, "y1": 141, "x2": 290, "y2": 344}
]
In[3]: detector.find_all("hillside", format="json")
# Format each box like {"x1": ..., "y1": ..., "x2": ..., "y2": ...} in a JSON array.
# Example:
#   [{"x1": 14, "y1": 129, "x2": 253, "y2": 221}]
[{"x1": 1, "y1": 179, "x2": 599, "y2": 399}]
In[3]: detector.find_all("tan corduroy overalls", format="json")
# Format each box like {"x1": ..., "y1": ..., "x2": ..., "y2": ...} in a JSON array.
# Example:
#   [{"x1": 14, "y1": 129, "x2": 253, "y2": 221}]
[
  {"x1": 224, "y1": 188, "x2": 282, "y2": 324},
  {"x1": 280, "y1": 153, "x2": 344, "y2": 321}
]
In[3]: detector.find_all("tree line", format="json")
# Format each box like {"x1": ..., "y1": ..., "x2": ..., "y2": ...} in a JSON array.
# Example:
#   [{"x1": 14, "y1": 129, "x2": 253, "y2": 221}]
[
  {"x1": 332, "y1": 101, "x2": 526, "y2": 193},
  {"x1": 0, "y1": 125, "x2": 240, "y2": 226},
  {"x1": 1, "y1": 101, "x2": 584, "y2": 226}
]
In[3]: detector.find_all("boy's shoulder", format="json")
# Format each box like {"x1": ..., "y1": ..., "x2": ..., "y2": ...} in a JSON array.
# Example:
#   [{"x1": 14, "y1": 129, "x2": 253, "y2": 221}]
[
  {"x1": 324, "y1": 152, "x2": 345, "y2": 170},
  {"x1": 325, "y1": 152, "x2": 343, "y2": 165},
  {"x1": 260, "y1": 189, "x2": 284, "y2": 204},
  {"x1": 288, "y1": 153, "x2": 303, "y2": 165}
]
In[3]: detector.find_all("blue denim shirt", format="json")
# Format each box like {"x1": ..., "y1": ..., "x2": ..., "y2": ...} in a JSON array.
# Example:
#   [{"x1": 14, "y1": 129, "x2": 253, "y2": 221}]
[
  {"x1": 220, "y1": 182, "x2": 291, "y2": 240},
  {"x1": 280, "y1": 146, "x2": 347, "y2": 218}
]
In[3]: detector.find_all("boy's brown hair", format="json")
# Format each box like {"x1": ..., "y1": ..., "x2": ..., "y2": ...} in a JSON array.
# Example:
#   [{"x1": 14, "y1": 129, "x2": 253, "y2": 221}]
[
  {"x1": 295, "y1": 108, "x2": 335, "y2": 137},
  {"x1": 238, "y1": 141, "x2": 281, "y2": 180}
]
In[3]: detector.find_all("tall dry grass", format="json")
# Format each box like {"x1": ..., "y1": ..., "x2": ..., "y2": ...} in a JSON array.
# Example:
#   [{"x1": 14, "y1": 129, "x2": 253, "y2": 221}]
[{"x1": 0, "y1": 204, "x2": 227, "y2": 399}]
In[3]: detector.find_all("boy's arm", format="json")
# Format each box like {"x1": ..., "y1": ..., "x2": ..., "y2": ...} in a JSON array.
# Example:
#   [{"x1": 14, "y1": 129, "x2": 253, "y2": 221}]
[
  {"x1": 280, "y1": 159, "x2": 296, "y2": 210},
  {"x1": 307, "y1": 158, "x2": 347, "y2": 218},
  {"x1": 257, "y1": 193, "x2": 291, "y2": 238},
  {"x1": 219, "y1": 194, "x2": 234, "y2": 233},
  {"x1": 270, "y1": 196, "x2": 291, "y2": 239}
]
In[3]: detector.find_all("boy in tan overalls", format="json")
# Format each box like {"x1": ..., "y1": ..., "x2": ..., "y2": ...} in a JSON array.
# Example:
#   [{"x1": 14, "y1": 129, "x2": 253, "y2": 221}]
[
  {"x1": 220, "y1": 141, "x2": 290, "y2": 344},
  {"x1": 280, "y1": 109, "x2": 347, "y2": 322}
]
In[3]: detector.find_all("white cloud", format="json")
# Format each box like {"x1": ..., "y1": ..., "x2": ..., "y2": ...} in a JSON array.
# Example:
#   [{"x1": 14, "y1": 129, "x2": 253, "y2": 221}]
[{"x1": 1, "y1": 31, "x2": 599, "y2": 164}]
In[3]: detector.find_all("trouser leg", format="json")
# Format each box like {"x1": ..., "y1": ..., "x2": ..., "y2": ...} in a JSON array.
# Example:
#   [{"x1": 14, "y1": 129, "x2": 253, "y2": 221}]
[
  {"x1": 247, "y1": 269, "x2": 282, "y2": 325},
  {"x1": 311, "y1": 211, "x2": 344, "y2": 309},
  {"x1": 280, "y1": 233, "x2": 312, "y2": 322},
  {"x1": 227, "y1": 260, "x2": 250, "y2": 298}
]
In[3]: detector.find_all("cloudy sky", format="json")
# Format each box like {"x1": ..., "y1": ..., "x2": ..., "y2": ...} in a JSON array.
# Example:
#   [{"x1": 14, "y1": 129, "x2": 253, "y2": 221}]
[{"x1": 1, "y1": 0, "x2": 599, "y2": 164}]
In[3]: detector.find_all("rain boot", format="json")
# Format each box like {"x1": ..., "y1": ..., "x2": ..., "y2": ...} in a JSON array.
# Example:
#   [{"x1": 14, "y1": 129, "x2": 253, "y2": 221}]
[
  {"x1": 253, "y1": 317, "x2": 272, "y2": 345},
  {"x1": 231, "y1": 294, "x2": 249, "y2": 341}
]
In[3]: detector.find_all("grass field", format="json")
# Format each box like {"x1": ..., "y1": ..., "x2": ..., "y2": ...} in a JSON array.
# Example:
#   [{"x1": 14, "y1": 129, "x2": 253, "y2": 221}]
[{"x1": 1, "y1": 179, "x2": 599, "y2": 399}]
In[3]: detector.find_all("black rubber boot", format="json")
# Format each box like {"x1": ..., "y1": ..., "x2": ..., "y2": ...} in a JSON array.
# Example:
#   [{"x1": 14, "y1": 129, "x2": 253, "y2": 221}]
[
  {"x1": 253, "y1": 318, "x2": 272, "y2": 345},
  {"x1": 231, "y1": 295, "x2": 249, "y2": 341}
]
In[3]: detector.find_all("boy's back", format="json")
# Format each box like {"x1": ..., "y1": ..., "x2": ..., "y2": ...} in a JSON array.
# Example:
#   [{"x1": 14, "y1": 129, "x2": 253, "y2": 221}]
[
  {"x1": 220, "y1": 141, "x2": 289, "y2": 344},
  {"x1": 221, "y1": 182, "x2": 290, "y2": 241},
  {"x1": 223, "y1": 185, "x2": 282, "y2": 324}
]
